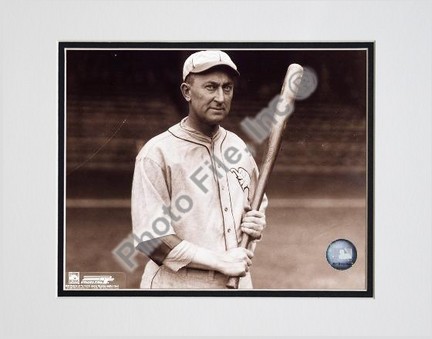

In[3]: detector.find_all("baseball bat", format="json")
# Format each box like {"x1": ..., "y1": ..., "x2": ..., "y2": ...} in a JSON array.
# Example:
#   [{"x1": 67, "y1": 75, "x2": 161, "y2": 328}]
[{"x1": 226, "y1": 64, "x2": 304, "y2": 289}]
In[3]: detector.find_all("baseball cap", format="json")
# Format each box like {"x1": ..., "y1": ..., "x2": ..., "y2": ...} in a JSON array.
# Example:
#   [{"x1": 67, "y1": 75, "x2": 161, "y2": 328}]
[{"x1": 182, "y1": 50, "x2": 240, "y2": 81}]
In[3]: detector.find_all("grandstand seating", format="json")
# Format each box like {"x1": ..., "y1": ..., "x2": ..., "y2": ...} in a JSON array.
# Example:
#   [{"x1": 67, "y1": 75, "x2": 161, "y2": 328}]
[{"x1": 66, "y1": 95, "x2": 366, "y2": 175}]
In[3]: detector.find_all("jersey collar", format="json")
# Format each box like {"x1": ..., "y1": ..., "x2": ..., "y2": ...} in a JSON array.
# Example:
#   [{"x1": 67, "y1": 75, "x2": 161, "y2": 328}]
[{"x1": 168, "y1": 117, "x2": 225, "y2": 146}]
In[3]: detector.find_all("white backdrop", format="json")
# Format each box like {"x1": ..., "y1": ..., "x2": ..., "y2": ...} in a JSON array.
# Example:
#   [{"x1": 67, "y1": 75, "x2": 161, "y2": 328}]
[{"x1": 1, "y1": 0, "x2": 431, "y2": 336}]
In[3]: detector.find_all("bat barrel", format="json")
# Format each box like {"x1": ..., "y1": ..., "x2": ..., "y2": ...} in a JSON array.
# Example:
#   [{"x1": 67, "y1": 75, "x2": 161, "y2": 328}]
[{"x1": 226, "y1": 64, "x2": 304, "y2": 289}]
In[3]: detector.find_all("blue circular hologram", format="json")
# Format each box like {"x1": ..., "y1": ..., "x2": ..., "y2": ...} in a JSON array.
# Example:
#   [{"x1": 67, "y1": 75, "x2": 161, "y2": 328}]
[{"x1": 326, "y1": 239, "x2": 357, "y2": 270}]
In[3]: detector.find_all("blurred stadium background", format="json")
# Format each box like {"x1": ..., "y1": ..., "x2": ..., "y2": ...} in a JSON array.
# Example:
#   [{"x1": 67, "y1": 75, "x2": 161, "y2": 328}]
[{"x1": 64, "y1": 49, "x2": 368, "y2": 290}]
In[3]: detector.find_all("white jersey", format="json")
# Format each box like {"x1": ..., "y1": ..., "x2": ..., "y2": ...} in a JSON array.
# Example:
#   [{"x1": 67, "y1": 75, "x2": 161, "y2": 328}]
[{"x1": 131, "y1": 118, "x2": 267, "y2": 288}]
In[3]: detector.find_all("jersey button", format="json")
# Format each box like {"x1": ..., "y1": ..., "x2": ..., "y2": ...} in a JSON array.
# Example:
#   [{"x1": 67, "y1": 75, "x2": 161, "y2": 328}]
[
  {"x1": 224, "y1": 207, "x2": 228, "y2": 212},
  {"x1": 227, "y1": 228, "x2": 231, "y2": 233}
]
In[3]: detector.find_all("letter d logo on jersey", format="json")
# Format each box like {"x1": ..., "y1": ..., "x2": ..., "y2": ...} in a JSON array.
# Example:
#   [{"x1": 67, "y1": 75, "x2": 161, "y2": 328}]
[{"x1": 230, "y1": 167, "x2": 252, "y2": 205}]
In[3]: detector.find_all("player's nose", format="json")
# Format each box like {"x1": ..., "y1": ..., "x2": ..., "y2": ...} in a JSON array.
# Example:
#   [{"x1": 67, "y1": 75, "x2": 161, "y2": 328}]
[{"x1": 213, "y1": 87, "x2": 225, "y2": 103}]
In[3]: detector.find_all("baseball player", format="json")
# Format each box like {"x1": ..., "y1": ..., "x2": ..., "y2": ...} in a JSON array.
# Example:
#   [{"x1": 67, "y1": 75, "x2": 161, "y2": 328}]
[{"x1": 132, "y1": 50, "x2": 267, "y2": 289}]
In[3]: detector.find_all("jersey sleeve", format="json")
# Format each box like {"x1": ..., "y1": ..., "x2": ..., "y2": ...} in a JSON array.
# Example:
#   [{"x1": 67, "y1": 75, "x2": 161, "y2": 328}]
[
  {"x1": 162, "y1": 240, "x2": 199, "y2": 272},
  {"x1": 131, "y1": 156, "x2": 176, "y2": 248}
]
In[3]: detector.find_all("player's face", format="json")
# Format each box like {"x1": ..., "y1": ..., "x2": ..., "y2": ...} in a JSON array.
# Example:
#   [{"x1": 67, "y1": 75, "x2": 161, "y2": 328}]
[{"x1": 185, "y1": 70, "x2": 234, "y2": 126}]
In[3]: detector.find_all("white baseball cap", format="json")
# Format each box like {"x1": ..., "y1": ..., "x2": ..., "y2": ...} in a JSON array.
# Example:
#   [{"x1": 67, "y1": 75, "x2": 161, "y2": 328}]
[{"x1": 182, "y1": 50, "x2": 240, "y2": 81}]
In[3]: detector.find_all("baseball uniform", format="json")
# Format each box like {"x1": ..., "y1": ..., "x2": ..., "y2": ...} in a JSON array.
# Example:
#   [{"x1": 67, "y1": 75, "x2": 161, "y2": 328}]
[{"x1": 132, "y1": 116, "x2": 267, "y2": 289}]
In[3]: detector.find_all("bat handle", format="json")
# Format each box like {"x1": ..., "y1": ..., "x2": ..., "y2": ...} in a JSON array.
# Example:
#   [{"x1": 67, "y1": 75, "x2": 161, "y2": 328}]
[
  {"x1": 226, "y1": 275, "x2": 240, "y2": 289},
  {"x1": 226, "y1": 235, "x2": 251, "y2": 289},
  {"x1": 226, "y1": 194, "x2": 262, "y2": 289}
]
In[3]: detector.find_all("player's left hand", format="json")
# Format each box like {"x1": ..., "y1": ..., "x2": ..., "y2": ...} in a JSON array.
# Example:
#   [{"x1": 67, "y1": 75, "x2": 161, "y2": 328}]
[{"x1": 240, "y1": 208, "x2": 266, "y2": 240}]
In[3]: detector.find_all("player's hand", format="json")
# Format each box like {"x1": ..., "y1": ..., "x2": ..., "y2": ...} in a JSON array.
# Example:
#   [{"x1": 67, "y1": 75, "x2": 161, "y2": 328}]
[
  {"x1": 216, "y1": 247, "x2": 254, "y2": 277},
  {"x1": 240, "y1": 208, "x2": 266, "y2": 240}
]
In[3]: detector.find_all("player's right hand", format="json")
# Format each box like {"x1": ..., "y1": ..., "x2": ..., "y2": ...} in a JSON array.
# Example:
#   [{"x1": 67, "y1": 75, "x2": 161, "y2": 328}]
[{"x1": 217, "y1": 247, "x2": 254, "y2": 277}]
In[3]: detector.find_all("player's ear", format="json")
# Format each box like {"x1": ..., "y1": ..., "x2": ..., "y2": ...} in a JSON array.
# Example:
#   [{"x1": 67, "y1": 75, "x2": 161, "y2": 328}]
[{"x1": 180, "y1": 82, "x2": 191, "y2": 102}]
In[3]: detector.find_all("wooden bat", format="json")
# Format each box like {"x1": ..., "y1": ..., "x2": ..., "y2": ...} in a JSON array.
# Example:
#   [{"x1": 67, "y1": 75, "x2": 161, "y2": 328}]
[{"x1": 226, "y1": 64, "x2": 304, "y2": 289}]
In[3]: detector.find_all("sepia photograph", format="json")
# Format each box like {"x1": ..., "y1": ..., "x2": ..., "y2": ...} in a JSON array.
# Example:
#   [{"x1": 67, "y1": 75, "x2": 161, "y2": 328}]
[
  {"x1": 59, "y1": 42, "x2": 373, "y2": 296},
  {"x1": 3, "y1": 0, "x2": 431, "y2": 335}
]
